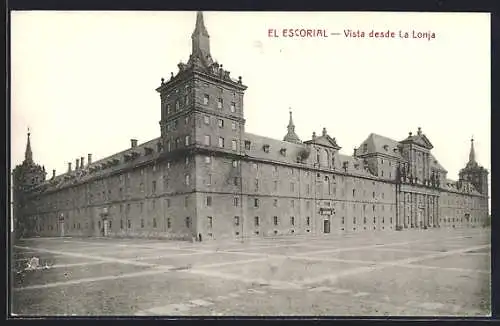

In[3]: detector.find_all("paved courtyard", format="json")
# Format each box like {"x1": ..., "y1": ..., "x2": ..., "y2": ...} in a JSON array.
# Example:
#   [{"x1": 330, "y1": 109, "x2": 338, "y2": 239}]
[{"x1": 11, "y1": 228, "x2": 490, "y2": 316}]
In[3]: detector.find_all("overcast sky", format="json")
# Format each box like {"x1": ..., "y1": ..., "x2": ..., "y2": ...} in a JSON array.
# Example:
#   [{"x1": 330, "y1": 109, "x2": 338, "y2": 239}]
[{"x1": 11, "y1": 11, "x2": 490, "y2": 206}]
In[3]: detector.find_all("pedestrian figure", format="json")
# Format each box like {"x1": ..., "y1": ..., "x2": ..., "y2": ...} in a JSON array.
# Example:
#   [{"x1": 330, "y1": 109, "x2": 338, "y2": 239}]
[{"x1": 198, "y1": 233, "x2": 202, "y2": 242}]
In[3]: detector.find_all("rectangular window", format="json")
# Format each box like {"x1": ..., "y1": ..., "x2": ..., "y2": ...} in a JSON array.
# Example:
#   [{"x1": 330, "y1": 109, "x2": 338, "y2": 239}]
[
  {"x1": 218, "y1": 137, "x2": 224, "y2": 148},
  {"x1": 204, "y1": 115, "x2": 210, "y2": 125},
  {"x1": 128, "y1": 219, "x2": 131, "y2": 228},
  {"x1": 185, "y1": 135, "x2": 190, "y2": 146},
  {"x1": 245, "y1": 141, "x2": 251, "y2": 150},
  {"x1": 217, "y1": 98, "x2": 223, "y2": 109},
  {"x1": 185, "y1": 196, "x2": 189, "y2": 207},
  {"x1": 152, "y1": 181, "x2": 156, "y2": 194},
  {"x1": 153, "y1": 218, "x2": 157, "y2": 228},
  {"x1": 185, "y1": 174, "x2": 190, "y2": 185},
  {"x1": 273, "y1": 199, "x2": 278, "y2": 207},
  {"x1": 205, "y1": 156, "x2": 211, "y2": 164},
  {"x1": 254, "y1": 216, "x2": 259, "y2": 227},
  {"x1": 274, "y1": 180, "x2": 278, "y2": 191},
  {"x1": 274, "y1": 216, "x2": 278, "y2": 226},
  {"x1": 140, "y1": 202, "x2": 144, "y2": 213},
  {"x1": 208, "y1": 216, "x2": 213, "y2": 228},
  {"x1": 120, "y1": 219, "x2": 124, "y2": 229},
  {"x1": 291, "y1": 200, "x2": 295, "y2": 208},
  {"x1": 290, "y1": 182, "x2": 295, "y2": 192},
  {"x1": 306, "y1": 216, "x2": 310, "y2": 226},
  {"x1": 234, "y1": 197, "x2": 239, "y2": 206},
  {"x1": 234, "y1": 216, "x2": 240, "y2": 226},
  {"x1": 232, "y1": 160, "x2": 238, "y2": 168},
  {"x1": 186, "y1": 217, "x2": 191, "y2": 228},
  {"x1": 231, "y1": 122, "x2": 237, "y2": 130},
  {"x1": 166, "y1": 198, "x2": 170, "y2": 208},
  {"x1": 185, "y1": 156, "x2": 190, "y2": 166},
  {"x1": 230, "y1": 102, "x2": 236, "y2": 113},
  {"x1": 290, "y1": 216, "x2": 295, "y2": 226},
  {"x1": 254, "y1": 198, "x2": 259, "y2": 208},
  {"x1": 218, "y1": 119, "x2": 224, "y2": 128},
  {"x1": 204, "y1": 135, "x2": 211, "y2": 146},
  {"x1": 254, "y1": 178, "x2": 259, "y2": 191},
  {"x1": 141, "y1": 219, "x2": 144, "y2": 228},
  {"x1": 203, "y1": 94, "x2": 209, "y2": 105},
  {"x1": 185, "y1": 95, "x2": 189, "y2": 105},
  {"x1": 206, "y1": 196, "x2": 212, "y2": 207},
  {"x1": 167, "y1": 218, "x2": 171, "y2": 229},
  {"x1": 342, "y1": 217, "x2": 345, "y2": 224},
  {"x1": 234, "y1": 177, "x2": 239, "y2": 186},
  {"x1": 231, "y1": 140, "x2": 237, "y2": 151}
]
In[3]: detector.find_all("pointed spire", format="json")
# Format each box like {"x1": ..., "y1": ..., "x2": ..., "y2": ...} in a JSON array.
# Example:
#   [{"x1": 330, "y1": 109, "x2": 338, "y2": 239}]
[
  {"x1": 25, "y1": 127, "x2": 33, "y2": 163},
  {"x1": 469, "y1": 136, "x2": 476, "y2": 164},
  {"x1": 283, "y1": 108, "x2": 302, "y2": 144},
  {"x1": 191, "y1": 11, "x2": 211, "y2": 63}
]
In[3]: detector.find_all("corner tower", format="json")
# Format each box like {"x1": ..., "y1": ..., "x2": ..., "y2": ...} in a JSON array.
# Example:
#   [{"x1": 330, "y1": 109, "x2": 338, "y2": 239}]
[
  {"x1": 459, "y1": 137, "x2": 489, "y2": 197},
  {"x1": 156, "y1": 11, "x2": 248, "y2": 156}
]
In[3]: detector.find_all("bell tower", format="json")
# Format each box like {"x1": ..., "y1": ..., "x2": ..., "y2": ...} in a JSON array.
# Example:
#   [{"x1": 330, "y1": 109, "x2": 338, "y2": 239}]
[{"x1": 459, "y1": 137, "x2": 489, "y2": 197}]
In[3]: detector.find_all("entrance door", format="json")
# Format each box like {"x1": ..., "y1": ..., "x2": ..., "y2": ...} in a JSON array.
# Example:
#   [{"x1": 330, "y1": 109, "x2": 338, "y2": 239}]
[
  {"x1": 59, "y1": 221, "x2": 65, "y2": 237},
  {"x1": 103, "y1": 220, "x2": 109, "y2": 236},
  {"x1": 323, "y1": 219, "x2": 331, "y2": 234}
]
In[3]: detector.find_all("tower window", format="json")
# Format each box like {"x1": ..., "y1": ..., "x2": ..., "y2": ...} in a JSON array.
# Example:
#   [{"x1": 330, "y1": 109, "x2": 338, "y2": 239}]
[
  {"x1": 306, "y1": 216, "x2": 310, "y2": 226},
  {"x1": 254, "y1": 216, "x2": 260, "y2": 227},
  {"x1": 167, "y1": 104, "x2": 171, "y2": 114},
  {"x1": 254, "y1": 198, "x2": 259, "y2": 207},
  {"x1": 204, "y1": 135, "x2": 211, "y2": 146},
  {"x1": 218, "y1": 119, "x2": 224, "y2": 128},
  {"x1": 230, "y1": 102, "x2": 236, "y2": 113},
  {"x1": 274, "y1": 216, "x2": 279, "y2": 226},
  {"x1": 175, "y1": 101, "x2": 180, "y2": 111},
  {"x1": 231, "y1": 140, "x2": 237, "y2": 151},
  {"x1": 234, "y1": 197, "x2": 239, "y2": 206},
  {"x1": 245, "y1": 141, "x2": 251, "y2": 150},
  {"x1": 217, "y1": 98, "x2": 223, "y2": 109},
  {"x1": 205, "y1": 156, "x2": 211, "y2": 164},
  {"x1": 290, "y1": 216, "x2": 295, "y2": 226},
  {"x1": 234, "y1": 216, "x2": 240, "y2": 226},
  {"x1": 203, "y1": 94, "x2": 209, "y2": 105},
  {"x1": 206, "y1": 196, "x2": 212, "y2": 206},
  {"x1": 185, "y1": 95, "x2": 189, "y2": 105},
  {"x1": 204, "y1": 115, "x2": 210, "y2": 125},
  {"x1": 207, "y1": 216, "x2": 213, "y2": 228},
  {"x1": 218, "y1": 137, "x2": 224, "y2": 148},
  {"x1": 232, "y1": 122, "x2": 237, "y2": 130},
  {"x1": 185, "y1": 135, "x2": 190, "y2": 146},
  {"x1": 232, "y1": 160, "x2": 238, "y2": 168}
]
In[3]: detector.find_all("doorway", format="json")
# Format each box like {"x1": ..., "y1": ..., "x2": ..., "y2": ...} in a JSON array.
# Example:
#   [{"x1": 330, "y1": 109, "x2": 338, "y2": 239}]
[{"x1": 323, "y1": 219, "x2": 331, "y2": 234}]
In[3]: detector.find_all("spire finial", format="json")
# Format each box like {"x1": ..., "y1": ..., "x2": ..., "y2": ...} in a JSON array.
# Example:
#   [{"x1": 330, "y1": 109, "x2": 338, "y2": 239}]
[{"x1": 468, "y1": 136, "x2": 476, "y2": 166}]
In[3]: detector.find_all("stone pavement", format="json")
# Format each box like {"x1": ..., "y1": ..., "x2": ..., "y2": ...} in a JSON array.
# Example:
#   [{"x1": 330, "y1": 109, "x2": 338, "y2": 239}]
[{"x1": 11, "y1": 228, "x2": 490, "y2": 316}]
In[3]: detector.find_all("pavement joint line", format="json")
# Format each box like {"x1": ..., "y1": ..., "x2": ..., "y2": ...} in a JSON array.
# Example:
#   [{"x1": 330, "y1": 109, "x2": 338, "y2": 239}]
[
  {"x1": 299, "y1": 244, "x2": 490, "y2": 285},
  {"x1": 133, "y1": 251, "x2": 209, "y2": 261},
  {"x1": 396, "y1": 263, "x2": 490, "y2": 274},
  {"x1": 13, "y1": 266, "x2": 174, "y2": 292}
]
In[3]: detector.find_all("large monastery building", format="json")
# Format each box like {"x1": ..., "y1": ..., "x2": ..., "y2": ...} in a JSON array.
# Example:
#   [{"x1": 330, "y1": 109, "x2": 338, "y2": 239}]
[{"x1": 12, "y1": 12, "x2": 489, "y2": 240}]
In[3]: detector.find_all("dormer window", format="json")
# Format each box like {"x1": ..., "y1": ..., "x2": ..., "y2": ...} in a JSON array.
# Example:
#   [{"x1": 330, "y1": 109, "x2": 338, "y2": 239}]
[
  {"x1": 263, "y1": 144, "x2": 270, "y2": 153},
  {"x1": 383, "y1": 145, "x2": 389, "y2": 151},
  {"x1": 175, "y1": 100, "x2": 180, "y2": 111},
  {"x1": 144, "y1": 147, "x2": 153, "y2": 155},
  {"x1": 280, "y1": 148, "x2": 287, "y2": 156}
]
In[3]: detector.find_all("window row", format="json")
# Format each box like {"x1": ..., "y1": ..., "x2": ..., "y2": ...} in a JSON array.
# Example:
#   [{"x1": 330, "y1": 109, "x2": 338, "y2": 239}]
[{"x1": 203, "y1": 94, "x2": 237, "y2": 113}]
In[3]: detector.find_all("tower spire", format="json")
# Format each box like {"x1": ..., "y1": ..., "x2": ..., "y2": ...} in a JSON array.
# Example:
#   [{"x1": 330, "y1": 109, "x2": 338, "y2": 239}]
[
  {"x1": 283, "y1": 108, "x2": 302, "y2": 144},
  {"x1": 468, "y1": 136, "x2": 476, "y2": 165},
  {"x1": 25, "y1": 127, "x2": 33, "y2": 163},
  {"x1": 191, "y1": 11, "x2": 211, "y2": 62}
]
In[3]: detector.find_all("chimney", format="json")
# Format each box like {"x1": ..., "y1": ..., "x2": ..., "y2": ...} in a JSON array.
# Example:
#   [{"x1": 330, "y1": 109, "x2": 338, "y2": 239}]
[
  {"x1": 68, "y1": 162, "x2": 72, "y2": 172},
  {"x1": 88, "y1": 153, "x2": 92, "y2": 166},
  {"x1": 312, "y1": 132, "x2": 316, "y2": 140},
  {"x1": 131, "y1": 139, "x2": 138, "y2": 148},
  {"x1": 80, "y1": 156, "x2": 85, "y2": 168},
  {"x1": 353, "y1": 147, "x2": 357, "y2": 157},
  {"x1": 417, "y1": 127, "x2": 422, "y2": 135},
  {"x1": 322, "y1": 128, "x2": 327, "y2": 136},
  {"x1": 75, "y1": 158, "x2": 80, "y2": 170},
  {"x1": 52, "y1": 169, "x2": 56, "y2": 179}
]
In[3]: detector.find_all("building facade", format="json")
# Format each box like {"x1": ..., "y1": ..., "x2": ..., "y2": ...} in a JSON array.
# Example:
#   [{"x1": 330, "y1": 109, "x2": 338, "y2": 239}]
[{"x1": 12, "y1": 12, "x2": 489, "y2": 241}]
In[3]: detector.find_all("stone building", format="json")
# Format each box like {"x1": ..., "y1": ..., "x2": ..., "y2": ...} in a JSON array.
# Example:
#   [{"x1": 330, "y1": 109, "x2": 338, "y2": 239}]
[{"x1": 12, "y1": 12, "x2": 489, "y2": 240}]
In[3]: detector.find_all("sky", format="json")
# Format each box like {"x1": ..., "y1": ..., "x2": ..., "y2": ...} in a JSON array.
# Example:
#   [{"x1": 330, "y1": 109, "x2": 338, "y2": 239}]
[{"x1": 10, "y1": 11, "x2": 490, "y2": 208}]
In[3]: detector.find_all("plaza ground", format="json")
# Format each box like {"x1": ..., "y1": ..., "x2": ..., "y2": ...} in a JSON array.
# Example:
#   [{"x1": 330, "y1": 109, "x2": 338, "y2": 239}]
[{"x1": 11, "y1": 228, "x2": 490, "y2": 316}]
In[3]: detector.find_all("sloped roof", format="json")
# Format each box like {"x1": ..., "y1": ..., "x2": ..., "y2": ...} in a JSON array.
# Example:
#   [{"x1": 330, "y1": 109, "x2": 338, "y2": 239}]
[
  {"x1": 245, "y1": 132, "x2": 307, "y2": 165},
  {"x1": 429, "y1": 153, "x2": 447, "y2": 173},
  {"x1": 336, "y1": 154, "x2": 375, "y2": 178},
  {"x1": 357, "y1": 133, "x2": 404, "y2": 159},
  {"x1": 40, "y1": 137, "x2": 161, "y2": 192}
]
